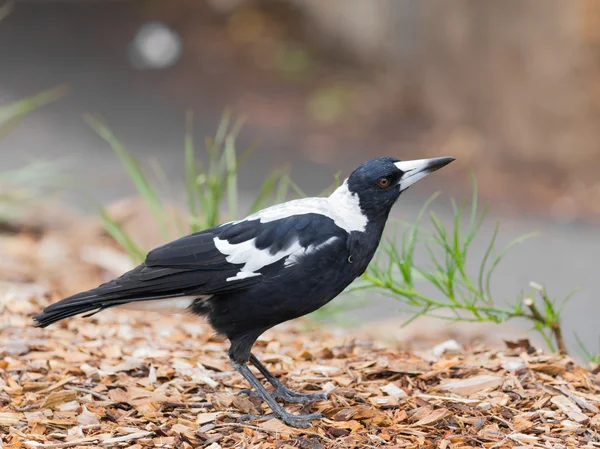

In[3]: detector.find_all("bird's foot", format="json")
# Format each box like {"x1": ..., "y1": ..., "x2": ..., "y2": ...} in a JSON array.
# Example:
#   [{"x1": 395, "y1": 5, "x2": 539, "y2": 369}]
[
  {"x1": 238, "y1": 387, "x2": 328, "y2": 404},
  {"x1": 239, "y1": 411, "x2": 325, "y2": 428}
]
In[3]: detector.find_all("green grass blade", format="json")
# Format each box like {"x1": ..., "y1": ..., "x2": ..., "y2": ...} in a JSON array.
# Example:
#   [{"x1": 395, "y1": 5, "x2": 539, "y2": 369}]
[
  {"x1": 318, "y1": 171, "x2": 343, "y2": 196},
  {"x1": 557, "y1": 287, "x2": 580, "y2": 315},
  {"x1": 465, "y1": 170, "x2": 479, "y2": 248},
  {"x1": 485, "y1": 231, "x2": 538, "y2": 300},
  {"x1": 250, "y1": 168, "x2": 286, "y2": 213},
  {"x1": 478, "y1": 222, "x2": 499, "y2": 302},
  {"x1": 224, "y1": 135, "x2": 238, "y2": 221},
  {"x1": 98, "y1": 207, "x2": 146, "y2": 263},
  {"x1": 0, "y1": 85, "x2": 67, "y2": 140},
  {"x1": 0, "y1": 85, "x2": 67, "y2": 124},
  {"x1": 214, "y1": 110, "x2": 231, "y2": 147},
  {"x1": 574, "y1": 333, "x2": 594, "y2": 362},
  {"x1": 274, "y1": 167, "x2": 292, "y2": 203},
  {"x1": 184, "y1": 109, "x2": 200, "y2": 231},
  {"x1": 237, "y1": 140, "x2": 261, "y2": 168},
  {"x1": 401, "y1": 304, "x2": 435, "y2": 328},
  {"x1": 285, "y1": 175, "x2": 308, "y2": 198},
  {"x1": 209, "y1": 110, "x2": 231, "y2": 169},
  {"x1": 85, "y1": 115, "x2": 171, "y2": 240}
]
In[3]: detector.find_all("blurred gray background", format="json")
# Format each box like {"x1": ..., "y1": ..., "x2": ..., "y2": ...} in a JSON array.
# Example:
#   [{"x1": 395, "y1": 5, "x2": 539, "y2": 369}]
[{"x1": 1, "y1": 0, "x2": 599, "y2": 354}]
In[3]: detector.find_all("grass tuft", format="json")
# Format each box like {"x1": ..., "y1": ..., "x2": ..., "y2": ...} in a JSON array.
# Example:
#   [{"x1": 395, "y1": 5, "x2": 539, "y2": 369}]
[
  {"x1": 0, "y1": 85, "x2": 68, "y2": 224},
  {"x1": 348, "y1": 176, "x2": 577, "y2": 356},
  {"x1": 0, "y1": 85, "x2": 67, "y2": 141},
  {"x1": 88, "y1": 112, "x2": 291, "y2": 263}
]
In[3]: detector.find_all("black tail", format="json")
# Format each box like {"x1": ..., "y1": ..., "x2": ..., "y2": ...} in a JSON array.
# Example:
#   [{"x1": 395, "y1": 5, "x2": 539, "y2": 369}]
[
  {"x1": 33, "y1": 297, "x2": 107, "y2": 327},
  {"x1": 33, "y1": 286, "x2": 191, "y2": 327},
  {"x1": 33, "y1": 263, "x2": 206, "y2": 328},
  {"x1": 33, "y1": 282, "x2": 140, "y2": 328}
]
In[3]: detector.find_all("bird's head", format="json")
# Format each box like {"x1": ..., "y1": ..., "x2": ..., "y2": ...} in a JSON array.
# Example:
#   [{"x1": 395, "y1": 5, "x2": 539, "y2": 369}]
[{"x1": 343, "y1": 156, "x2": 455, "y2": 219}]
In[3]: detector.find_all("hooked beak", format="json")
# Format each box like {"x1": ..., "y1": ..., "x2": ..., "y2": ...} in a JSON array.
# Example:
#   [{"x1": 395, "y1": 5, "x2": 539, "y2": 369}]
[{"x1": 395, "y1": 157, "x2": 455, "y2": 191}]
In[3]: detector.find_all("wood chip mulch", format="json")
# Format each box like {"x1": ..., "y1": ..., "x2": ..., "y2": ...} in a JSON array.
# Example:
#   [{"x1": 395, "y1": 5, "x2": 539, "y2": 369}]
[
  {"x1": 1, "y1": 219, "x2": 600, "y2": 447},
  {"x1": 2, "y1": 283, "x2": 600, "y2": 449}
]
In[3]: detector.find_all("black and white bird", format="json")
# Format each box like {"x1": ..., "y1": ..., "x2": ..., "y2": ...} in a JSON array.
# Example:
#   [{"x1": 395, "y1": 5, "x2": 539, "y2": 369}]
[{"x1": 34, "y1": 156, "x2": 454, "y2": 427}]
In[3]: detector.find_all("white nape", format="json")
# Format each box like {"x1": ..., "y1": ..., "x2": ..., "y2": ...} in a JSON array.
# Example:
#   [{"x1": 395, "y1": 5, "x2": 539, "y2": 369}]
[
  {"x1": 327, "y1": 181, "x2": 367, "y2": 232},
  {"x1": 116, "y1": 296, "x2": 206, "y2": 314},
  {"x1": 240, "y1": 180, "x2": 367, "y2": 233},
  {"x1": 214, "y1": 237, "x2": 303, "y2": 281}
]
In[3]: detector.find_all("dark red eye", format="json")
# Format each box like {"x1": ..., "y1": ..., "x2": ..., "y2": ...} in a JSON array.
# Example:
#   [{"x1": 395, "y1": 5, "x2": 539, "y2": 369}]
[{"x1": 378, "y1": 177, "x2": 390, "y2": 188}]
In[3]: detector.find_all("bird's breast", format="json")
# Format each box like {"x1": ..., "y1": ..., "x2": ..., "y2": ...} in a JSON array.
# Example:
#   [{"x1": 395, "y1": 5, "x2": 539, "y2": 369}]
[{"x1": 345, "y1": 228, "x2": 384, "y2": 274}]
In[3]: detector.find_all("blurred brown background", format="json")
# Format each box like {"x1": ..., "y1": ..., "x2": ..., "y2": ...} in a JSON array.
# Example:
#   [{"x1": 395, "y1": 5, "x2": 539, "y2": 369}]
[
  {"x1": 3, "y1": 0, "x2": 600, "y2": 219},
  {"x1": 1, "y1": 0, "x2": 599, "y2": 352}
]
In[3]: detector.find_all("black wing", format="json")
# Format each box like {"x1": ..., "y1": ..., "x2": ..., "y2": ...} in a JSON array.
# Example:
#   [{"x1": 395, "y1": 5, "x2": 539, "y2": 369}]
[
  {"x1": 34, "y1": 214, "x2": 344, "y2": 326},
  {"x1": 145, "y1": 213, "x2": 343, "y2": 284}
]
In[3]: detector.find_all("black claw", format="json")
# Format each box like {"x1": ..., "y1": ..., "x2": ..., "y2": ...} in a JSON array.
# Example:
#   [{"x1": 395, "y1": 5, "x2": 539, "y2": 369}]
[
  {"x1": 282, "y1": 417, "x2": 313, "y2": 428},
  {"x1": 237, "y1": 388, "x2": 259, "y2": 398},
  {"x1": 280, "y1": 412, "x2": 325, "y2": 428},
  {"x1": 238, "y1": 412, "x2": 273, "y2": 422},
  {"x1": 272, "y1": 389, "x2": 328, "y2": 404},
  {"x1": 303, "y1": 392, "x2": 328, "y2": 401},
  {"x1": 238, "y1": 413, "x2": 252, "y2": 422},
  {"x1": 239, "y1": 387, "x2": 327, "y2": 404},
  {"x1": 240, "y1": 411, "x2": 324, "y2": 428}
]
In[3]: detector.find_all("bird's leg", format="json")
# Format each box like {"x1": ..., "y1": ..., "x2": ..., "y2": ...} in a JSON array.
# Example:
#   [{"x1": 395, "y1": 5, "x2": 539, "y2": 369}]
[
  {"x1": 232, "y1": 360, "x2": 324, "y2": 428},
  {"x1": 242, "y1": 354, "x2": 327, "y2": 404}
]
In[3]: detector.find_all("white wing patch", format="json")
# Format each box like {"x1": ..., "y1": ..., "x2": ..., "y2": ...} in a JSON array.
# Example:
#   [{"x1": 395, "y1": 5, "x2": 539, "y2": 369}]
[
  {"x1": 214, "y1": 237, "x2": 301, "y2": 281},
  {"x1": 214, "y1": 236, "x2": 339, "y2": 281},
  {"x1": 284, "y1": 236, "x2": 338, "y2": 268},
  {"x1": 241, "y1": 181, "x2": 367, "y2": 233}
]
